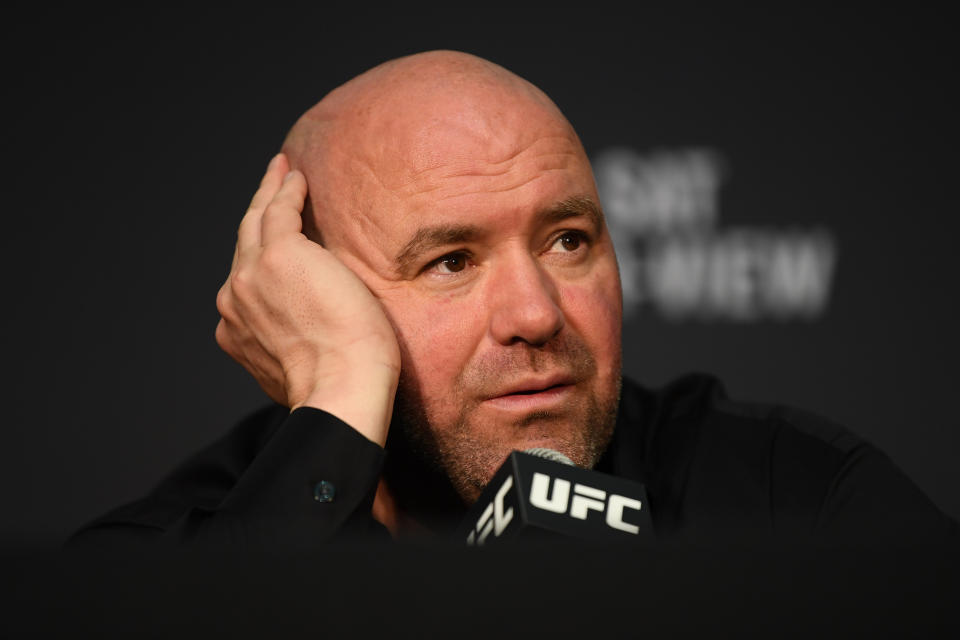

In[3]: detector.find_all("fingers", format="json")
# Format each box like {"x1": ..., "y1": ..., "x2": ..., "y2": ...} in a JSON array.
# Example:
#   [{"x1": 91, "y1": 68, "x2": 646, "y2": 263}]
[
  {"x1": 249, "y1": 153, "x2": 289, "y2": 212},
  {"x1": 260, "y1": 170, "x2": 307, "y2": 246},
  {"x1": 216, "y1": 153, "x2": 342, "y2": 411},
  {"x1": 237, "y1": 153, "x2": 290, "y2": 256}
]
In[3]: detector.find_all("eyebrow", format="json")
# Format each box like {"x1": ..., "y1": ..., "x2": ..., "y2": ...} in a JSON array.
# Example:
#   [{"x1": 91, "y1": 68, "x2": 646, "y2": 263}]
[
  {"x1": 393, "y1": 195, "x2": 604, "y2": 276},
  {"x1": 543, "y1": 195, "x2": 604, "y2": 234},
  {"x1": 394, "y1": 224, "x2": 484, "y2": 275}
]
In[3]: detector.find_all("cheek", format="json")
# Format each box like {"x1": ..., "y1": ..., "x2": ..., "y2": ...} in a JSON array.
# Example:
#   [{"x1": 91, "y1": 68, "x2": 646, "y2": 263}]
[
  {"x1": 381, "y1": 293, "x2": 481, "y2": 399},
  {"x1": 560, "y1": 269, "x2": 623, "y2": 372}
]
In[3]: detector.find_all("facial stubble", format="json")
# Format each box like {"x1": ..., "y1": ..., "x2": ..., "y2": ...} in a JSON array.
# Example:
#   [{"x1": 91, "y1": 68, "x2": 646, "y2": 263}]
[{"x1": 392, "y1": 332, "x2": 621, "y2": 504}]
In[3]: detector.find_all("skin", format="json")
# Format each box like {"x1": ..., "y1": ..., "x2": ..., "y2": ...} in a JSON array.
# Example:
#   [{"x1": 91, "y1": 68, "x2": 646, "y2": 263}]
[{"x1": 216, "y1": 51, "x2": 623, "y2": 534}]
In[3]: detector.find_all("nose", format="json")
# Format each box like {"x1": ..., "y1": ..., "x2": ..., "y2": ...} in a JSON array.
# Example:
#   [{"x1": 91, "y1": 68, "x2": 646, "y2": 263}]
[{"x1": 487, "y1": 253, "x2": 565, "y2": 346}]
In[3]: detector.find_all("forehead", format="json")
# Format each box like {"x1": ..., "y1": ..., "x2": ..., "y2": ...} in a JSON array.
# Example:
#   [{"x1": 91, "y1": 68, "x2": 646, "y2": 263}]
[
  {"x1": 344, "y1": 127, "x2": 597, "y2": 267},
  {"x1": 398, "y1": 128, "x2": 590, "y2": 209},
  {"x1": 306, "y1": 78, "x2": 599, "y2": 271}
]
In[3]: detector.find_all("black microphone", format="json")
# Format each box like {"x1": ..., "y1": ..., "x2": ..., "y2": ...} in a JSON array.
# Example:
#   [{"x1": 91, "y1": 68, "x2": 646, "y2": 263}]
[{"x1": 455, "y1": 448, "x2": 654, "y2": 546}]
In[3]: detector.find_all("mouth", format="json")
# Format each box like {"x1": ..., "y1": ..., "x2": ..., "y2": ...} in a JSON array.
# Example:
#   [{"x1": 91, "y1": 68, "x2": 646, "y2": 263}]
[
  {"x1": 507, "y1": 385, "x2": 566, "y2": 395},
  {"x1": 482, "y1": 375, "x2": 577, "y2": 412}
]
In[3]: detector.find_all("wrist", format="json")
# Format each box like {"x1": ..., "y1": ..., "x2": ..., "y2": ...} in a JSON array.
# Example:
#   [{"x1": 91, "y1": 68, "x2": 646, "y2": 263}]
[{"x1": 292, "y1": 359, "x2": 399, "y2": 447}]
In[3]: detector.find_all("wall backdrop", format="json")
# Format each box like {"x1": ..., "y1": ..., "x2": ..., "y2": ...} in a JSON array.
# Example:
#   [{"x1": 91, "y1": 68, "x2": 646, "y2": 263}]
[{"x1": 3, "y1": 6, "x2": 957, "y2": 545}]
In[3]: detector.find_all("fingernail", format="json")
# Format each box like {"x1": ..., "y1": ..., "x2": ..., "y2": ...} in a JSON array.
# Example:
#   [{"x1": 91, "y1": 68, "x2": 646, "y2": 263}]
[{"x1": 283, "y1": 170, "x2": 296, "y2": 183}]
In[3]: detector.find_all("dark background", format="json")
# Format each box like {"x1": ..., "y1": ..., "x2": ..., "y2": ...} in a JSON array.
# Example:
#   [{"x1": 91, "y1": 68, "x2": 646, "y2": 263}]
[{"x1": 2, "y1": 6, "x2": 957, "y2": 547}]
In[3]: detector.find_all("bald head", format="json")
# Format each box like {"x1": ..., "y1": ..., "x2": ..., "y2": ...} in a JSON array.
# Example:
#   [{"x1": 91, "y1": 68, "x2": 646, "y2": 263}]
[
  {"x1": 281, "y1": 50, "x2": 588, "y2": 246},
  {"x1": 276, "y1": 52, "x2": 620, "y2": 503}
]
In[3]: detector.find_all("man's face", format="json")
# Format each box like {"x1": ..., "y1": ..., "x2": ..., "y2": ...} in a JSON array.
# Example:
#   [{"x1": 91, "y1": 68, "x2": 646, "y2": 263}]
[{"x1": 318, "y1": 100, "x2": 623, "y2": 502}]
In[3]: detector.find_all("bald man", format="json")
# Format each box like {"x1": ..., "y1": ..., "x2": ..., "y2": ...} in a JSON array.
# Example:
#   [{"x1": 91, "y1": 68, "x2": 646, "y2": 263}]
[{"x1": 71, "y1": 51, "x2": 955, "y2": 547}]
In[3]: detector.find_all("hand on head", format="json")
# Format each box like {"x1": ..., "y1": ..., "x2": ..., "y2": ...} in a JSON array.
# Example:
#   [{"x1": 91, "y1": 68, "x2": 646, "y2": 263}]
[{"x1": 214, "y1": 152, "x2": 401, "y2": 446}]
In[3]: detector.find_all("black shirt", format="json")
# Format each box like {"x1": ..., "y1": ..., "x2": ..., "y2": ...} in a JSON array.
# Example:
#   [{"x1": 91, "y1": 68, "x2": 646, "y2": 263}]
[{"x1": 69, "y1": 373, "x2": 956, "y2": 548}]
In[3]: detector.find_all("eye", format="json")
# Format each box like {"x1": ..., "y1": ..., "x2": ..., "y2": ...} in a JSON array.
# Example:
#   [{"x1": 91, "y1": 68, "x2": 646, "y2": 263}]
[
  {"x1": 551, "y1": 231, "x2": 586, "y2": 253},
  {"x1": 429, "y1": 252, "x2": 470, "y2": 274}
]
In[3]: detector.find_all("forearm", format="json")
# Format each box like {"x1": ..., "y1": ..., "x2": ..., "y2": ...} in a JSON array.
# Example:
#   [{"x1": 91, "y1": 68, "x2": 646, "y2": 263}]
[{"x1": 67, "y1": 406, "x2": 392, "y2": 549}]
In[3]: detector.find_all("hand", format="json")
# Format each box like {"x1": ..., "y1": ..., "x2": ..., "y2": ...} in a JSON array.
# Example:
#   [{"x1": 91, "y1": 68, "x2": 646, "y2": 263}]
[{"x1": 215, "y1": 153, "x2": 401, "y2": 445}]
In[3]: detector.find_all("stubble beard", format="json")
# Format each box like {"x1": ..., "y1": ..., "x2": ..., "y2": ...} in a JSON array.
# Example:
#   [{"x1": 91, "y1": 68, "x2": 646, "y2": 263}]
[{"x1": 392, "y1": 333, "x2": 621, "y2": 505}]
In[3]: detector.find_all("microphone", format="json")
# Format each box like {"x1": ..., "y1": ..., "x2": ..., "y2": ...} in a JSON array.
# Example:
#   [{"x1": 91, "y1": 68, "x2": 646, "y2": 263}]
[{"x1": 456, "y1": 448, "x2": 654, "y2": 546}]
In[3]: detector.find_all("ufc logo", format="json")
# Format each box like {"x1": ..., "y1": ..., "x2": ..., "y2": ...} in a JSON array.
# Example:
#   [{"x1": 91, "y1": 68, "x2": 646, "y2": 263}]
[
  {"x1": 466, "y1": 476, "x2": 515, "y2": 546},
  {"x1": 528, "y1": 472, "x2": 643, "y2": 534}
]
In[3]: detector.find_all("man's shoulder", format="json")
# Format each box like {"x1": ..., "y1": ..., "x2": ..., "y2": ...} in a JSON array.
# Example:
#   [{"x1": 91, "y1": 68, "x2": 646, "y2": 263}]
[
  {"x1": 621, "y1": 372, "x2": 864, "y2": 464},
  {"x1": 618, "y1": 373, "x2": 887, "y2": 538},
  {"x1": 619, "y1": 373, "x2": 956, "y2": 542}
]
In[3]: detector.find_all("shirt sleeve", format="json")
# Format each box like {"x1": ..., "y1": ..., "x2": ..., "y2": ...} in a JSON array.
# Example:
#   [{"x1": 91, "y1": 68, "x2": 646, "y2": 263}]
[{"x1": 67, "y1": 407, "x2": 391, "y2": 549}]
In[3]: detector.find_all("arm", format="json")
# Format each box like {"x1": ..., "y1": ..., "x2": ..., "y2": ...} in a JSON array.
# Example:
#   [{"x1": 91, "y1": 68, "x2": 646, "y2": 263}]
[
  {"x1": 69, "y1": 406, "x2": 391, "y2": 548},
  {"x1": 70, "y1": 154, "x2": 402, "y2": 548}
]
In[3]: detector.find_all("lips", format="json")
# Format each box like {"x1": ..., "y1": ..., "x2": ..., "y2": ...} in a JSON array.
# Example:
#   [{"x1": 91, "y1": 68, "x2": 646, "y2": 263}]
[{"x1": 484, "y1": 374, "x2": 577, "y2": 401}]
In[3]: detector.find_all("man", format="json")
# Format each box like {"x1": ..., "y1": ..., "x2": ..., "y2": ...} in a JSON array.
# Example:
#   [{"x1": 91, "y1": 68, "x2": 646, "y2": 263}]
[{"x1": 71, "y1": 50, "x2": 955, "y2": 547}]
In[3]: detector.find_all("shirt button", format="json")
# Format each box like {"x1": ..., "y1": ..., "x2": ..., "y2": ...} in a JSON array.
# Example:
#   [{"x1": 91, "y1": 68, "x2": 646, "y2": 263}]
[{"x1": 313, "y1": 480, "x2": 336, "y2": 503}]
